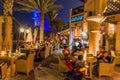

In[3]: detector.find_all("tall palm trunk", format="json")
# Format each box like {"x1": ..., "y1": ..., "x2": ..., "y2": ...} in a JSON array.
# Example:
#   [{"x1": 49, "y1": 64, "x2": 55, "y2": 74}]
[
  {"x1": 0, "y1": 17, "x2": 3, "y2": 52},
  {"x1": 39, "y1": 11, "x2": 44, "y2": 42},
  {"x1": 3, "y1": 0, "x2": 14, "y2": 51}
]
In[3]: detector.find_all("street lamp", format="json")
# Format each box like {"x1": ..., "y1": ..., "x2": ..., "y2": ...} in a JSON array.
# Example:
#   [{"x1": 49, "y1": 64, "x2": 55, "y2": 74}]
[
  {"x1": 20, "y1": 28, "x2": 30, "y2": 41},
  {"x1": 26, "y1": 29, "x2": 29, "y2": 33},
  {"x1": 20, "y1": 28, "x2": 24, "y2": 33}
]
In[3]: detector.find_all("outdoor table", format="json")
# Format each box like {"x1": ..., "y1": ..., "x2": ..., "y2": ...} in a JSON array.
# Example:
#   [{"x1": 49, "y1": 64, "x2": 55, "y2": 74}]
[
  {"x1": 86, "y1": 57, "x2": 97, "y2": 79},
  {"x1": 0, "y1": 53, "x2": 26, "y2": 77},
  {"x1": 9, "y1": 53, "x2": 26, "y2": 77}
]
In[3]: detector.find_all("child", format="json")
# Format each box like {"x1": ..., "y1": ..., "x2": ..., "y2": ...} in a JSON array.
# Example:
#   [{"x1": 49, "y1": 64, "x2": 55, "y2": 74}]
[{"x1": 75, "y1": 55, "x2": 88, "y2": 75}]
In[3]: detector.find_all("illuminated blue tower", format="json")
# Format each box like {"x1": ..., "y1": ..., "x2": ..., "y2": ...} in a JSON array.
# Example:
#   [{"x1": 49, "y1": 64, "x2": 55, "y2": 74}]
[
  {"x1": 32, "y1": 9, "x2": 50, "y2": 31},
  {"x1": 32, "y1": 10, "x2": 40, "y2": 27}
]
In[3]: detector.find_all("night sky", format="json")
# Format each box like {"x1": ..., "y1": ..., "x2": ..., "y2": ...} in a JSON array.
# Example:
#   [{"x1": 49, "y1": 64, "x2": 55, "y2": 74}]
[
  {"x1": 0, "y1": 0, "x2": 81, "y2": 28},
  {"x1": 55, "y1": 0, "x2": 81, "y2": 24}
]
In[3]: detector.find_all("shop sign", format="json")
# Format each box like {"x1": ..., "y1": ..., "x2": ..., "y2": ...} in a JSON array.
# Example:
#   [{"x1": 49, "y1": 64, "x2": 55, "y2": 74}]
[{"x1": 71, "y1": 15, "x2": 83, "y2": 22}]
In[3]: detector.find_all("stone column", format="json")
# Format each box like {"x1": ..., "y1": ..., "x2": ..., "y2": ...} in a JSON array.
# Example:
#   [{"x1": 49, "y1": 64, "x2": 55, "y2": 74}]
[
  {"x1": 88, "y1": 21, "x2": 100, "y2": 55},
  {"x1": 115, "y1": 15, "x2": 120, "y2": 51},
  {"x1": 69, "y1": 9, "x2": 73, "y2": 52},
  {"x1": 0, "y1": 16, "x2": 4, "y2": 52},
  {"x1": 69, "y1": 28, "x2": 74, "y2": 52},
  {"x1": 116, "y1": 22, "x2": 120, "y2": 50}
]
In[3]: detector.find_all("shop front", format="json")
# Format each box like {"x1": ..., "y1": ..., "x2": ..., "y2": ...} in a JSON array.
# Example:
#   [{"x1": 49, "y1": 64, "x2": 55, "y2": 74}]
[{"x1": 69, "y1": 6, "x2": 89, "y2": 52}]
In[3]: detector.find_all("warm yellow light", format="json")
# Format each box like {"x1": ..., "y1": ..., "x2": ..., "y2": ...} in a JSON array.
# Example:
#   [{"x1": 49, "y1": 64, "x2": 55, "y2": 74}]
[
  {"x1": 113, "y1": 0, "x2": 118, "y2": 2},
  {"x1": 83, "y1": 50, "x2": 87, "y2": 60},
  {"x1": 1, "y1": 51, "x2": 6, "y2": 56},
  {"x1": 91, "y1": 31, "x2": 99, "y2": 33},
  {"x1": 36, "y1": 45, "x2": 38, "y2": 49},
  {"x1": 86, "y1": 14, "x2": 106, "y2": 23},
  {"x1": 20, "y1": 28, "x2": 24, "y2": 32},
  {"x1": 26, "y1": 29, "x2": 30, "y2": 33}
]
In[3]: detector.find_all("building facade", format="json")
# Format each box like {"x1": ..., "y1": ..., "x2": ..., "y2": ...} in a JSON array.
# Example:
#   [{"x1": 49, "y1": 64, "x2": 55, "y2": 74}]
[{"x1": 69, "y1": 6, "x2": 88, "y2": 51}]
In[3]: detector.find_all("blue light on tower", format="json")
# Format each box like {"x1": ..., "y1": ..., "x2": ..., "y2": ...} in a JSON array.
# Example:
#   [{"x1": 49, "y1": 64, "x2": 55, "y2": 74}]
[
  {"x1": 32, "y1": 10, "x2": 40, "y2": 27},
  {"x1": 34, "y1": 10, "x2": 40, "y2": 18},
  {"x1": 32, "y1": 9, "x2": 50, "y2": 31}
]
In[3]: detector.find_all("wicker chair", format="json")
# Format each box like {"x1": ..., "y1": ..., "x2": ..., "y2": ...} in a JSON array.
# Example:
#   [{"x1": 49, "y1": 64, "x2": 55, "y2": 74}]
[
  {"x1": 115, "y1": 56, "x2": 120, "y2": 65},
  {"x1": 0, "y1": 62, "x2": 8, "y2": 79},
  {"x1": 15, "y1": 53, "x2": 35, "y2": 76},
  {"x1": 0, "y1": 59, "x2": 9, "y2": 80},
  {"x1": 115, "y1": 50, "x2": 120, "y2": 65},
  {"x1": 99, "y1": 57, "x2": 116, "y2": 79}
]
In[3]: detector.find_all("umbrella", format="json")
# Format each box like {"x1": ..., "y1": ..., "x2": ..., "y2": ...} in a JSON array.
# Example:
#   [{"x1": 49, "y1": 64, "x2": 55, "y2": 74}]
[{"x1": 26, "y1": 28, "x2": 33, "y2": 42}]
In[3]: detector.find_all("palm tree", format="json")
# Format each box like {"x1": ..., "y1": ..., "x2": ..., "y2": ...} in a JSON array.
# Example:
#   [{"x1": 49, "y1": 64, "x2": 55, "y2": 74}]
[
  {"x1": 53, "y1": 18, "x2": 67, "y2": 32},
  {"x1": 14, "y1": 0, "x2": 63, "y2": 42},
  {"x1": 2, "y1": 0, "x2": 14, "y2": 51},
  {"x1": 46, "y1": 10, "x2": 58, "y2": 40},
  {"x1": 0, "y1": 16, "x2": 3, "y2": 52},
  {"x1": 46, "y1": 11, "x2": 66, "y2": 40}
]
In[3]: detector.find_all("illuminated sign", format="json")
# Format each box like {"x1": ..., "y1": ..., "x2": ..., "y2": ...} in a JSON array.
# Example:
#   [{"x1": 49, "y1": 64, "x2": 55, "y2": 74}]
[{"x1": 71, "y1": 15, "x2": 83, "y2": 22}]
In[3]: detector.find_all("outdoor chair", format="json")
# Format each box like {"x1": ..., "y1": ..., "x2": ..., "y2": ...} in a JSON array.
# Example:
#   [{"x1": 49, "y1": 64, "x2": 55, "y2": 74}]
[
  {"x1": 20, "y1": 48, "x2": 30, "y2": 56},
  {"x1": 99, "y1": 57, "x2": 116, "y2": 79},
  {"x1": 115, "y1": 56, "x2": 120, "y2": 65},
  {"x1": 15, "y1": 53, "x2": 35, "y2": 76},
  {"x1": 0, "y1": 59, "x2": 8, "y2": 80},
  {"x1": 115, "y1": 50, "x2": 120, "y2": 65}
]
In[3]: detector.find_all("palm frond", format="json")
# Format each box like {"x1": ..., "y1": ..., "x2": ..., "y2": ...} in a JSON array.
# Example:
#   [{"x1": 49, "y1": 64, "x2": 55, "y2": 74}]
[
  {"x1": 45, "y1": 0, "x2": 56, "y2": 7},
  {"x1": 48, "y1": 5, "x2": 63, "y2": 11},
  {"x1": 54, "y1": 18, "x2": 66, "y2": 27},
  {"x1": 14, "y1": 0, "x2": 42, "y2": 12},
  {"x1": 53, "y1": 13, "x2": 58, "y2": 20},
  {"x1": 34, "y1": 0, "x2": 41, "y2": 9},
  {"x1": 46, "y1": 10, "x2": 58, "y2": 20},
  {"x1": 40, "y1": 0, "x2": 44, "y2": 8},
  {"x1": 15, "y1": 0, "x2": 34, "y2": 9},
  {"x1": 52, "y1": 18, "x2": 66, "y2": 31},
  {"x1": 14, "y1": 7, "x2": 34, "y2": 12},
  {"x1": 29, "y1": 0, "x2": 39, "y2": 8}
]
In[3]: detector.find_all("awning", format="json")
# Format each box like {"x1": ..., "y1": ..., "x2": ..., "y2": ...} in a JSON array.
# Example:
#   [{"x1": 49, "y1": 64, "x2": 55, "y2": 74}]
[
  {"x1": 58, "y1": 28, "x2": 70, "y2": 35},
  {"x1": 103, "y1": 0, "x2": 120, "y2": 16}
]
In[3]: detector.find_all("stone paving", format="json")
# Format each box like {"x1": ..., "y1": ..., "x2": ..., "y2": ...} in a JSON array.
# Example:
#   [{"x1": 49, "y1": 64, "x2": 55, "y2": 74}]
[{"x1": 4, "y1": 53, "x2": 120, "y2": 80}]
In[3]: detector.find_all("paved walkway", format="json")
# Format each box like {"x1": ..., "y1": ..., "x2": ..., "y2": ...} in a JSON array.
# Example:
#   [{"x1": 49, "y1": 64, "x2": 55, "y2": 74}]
[
  {"x1": 34, "y1": 54, "x2": 120, "y2": 80},
  {"x1": 4, "y1": 53, "x2": 120, "y2": 80}
]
